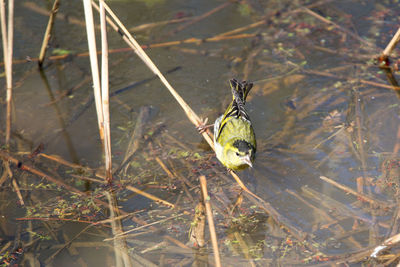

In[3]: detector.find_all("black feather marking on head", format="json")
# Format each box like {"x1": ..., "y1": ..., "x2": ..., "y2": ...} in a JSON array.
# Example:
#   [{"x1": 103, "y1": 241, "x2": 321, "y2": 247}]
[{"x1": 233, "y1": 139, "x2": 254, "y2": 154}]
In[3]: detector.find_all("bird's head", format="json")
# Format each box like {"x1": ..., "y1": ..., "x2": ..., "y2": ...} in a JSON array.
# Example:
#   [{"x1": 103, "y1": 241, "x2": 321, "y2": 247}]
[{"x1": 226, "y1": 139, "x2": 255, "y2": 170}]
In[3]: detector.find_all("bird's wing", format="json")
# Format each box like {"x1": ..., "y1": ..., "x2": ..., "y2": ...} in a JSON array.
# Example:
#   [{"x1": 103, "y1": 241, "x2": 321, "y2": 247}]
[{"x1": 215, "y1": 79, "x2": 253, "y2": 141}]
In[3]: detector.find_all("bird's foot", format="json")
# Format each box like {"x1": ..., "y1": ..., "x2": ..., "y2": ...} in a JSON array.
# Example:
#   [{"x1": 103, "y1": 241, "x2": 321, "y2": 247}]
[{"x1": 197, "y1": 117, "x2": 213, "y2": 134}]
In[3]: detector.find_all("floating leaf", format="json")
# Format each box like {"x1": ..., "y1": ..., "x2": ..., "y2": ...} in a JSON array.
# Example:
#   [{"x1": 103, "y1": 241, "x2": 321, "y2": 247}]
[
  {"x1": 238, "y1": 3, "x2": 251, "y2": 17},
  {"x1": 52, "y1": 48, "x2": 73, "y2": 56}
]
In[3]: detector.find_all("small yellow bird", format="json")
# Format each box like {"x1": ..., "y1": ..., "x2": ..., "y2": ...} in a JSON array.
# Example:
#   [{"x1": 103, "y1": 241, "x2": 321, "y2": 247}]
[{"x1": 214, "y1": 79, "x2": 256, "y2": 171}]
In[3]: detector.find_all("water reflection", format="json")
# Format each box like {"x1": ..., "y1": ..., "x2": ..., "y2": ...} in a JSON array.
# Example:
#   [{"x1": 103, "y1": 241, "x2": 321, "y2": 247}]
[{"x1": 1, "y1": 0, "x2": 400, "y2": 266}]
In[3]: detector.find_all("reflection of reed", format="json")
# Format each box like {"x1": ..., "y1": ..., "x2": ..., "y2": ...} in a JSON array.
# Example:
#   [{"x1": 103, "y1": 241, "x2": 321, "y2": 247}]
[
  {"x1": 105, "y1": 191, "x2": 132, "y2": 267},
  {"x1": 39, "y1": 69, "x2": 79, "y2": 166}
]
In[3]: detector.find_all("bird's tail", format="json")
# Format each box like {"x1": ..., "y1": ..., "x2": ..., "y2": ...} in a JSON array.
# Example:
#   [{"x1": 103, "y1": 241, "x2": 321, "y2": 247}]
[{"x1": 230, "y1": 79, "x2": 253, "y2": 104}]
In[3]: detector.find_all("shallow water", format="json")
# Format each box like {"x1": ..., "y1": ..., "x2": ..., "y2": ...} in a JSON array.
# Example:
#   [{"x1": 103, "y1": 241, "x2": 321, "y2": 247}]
[{"x1": 1, "y1": 0, "x2": 400, "y2": 266}]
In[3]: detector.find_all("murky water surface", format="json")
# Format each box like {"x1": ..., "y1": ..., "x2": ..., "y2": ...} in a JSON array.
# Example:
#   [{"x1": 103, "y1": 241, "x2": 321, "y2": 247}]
[{"x1": 1, "y1": 0, "x2": 400, "y2": 266}]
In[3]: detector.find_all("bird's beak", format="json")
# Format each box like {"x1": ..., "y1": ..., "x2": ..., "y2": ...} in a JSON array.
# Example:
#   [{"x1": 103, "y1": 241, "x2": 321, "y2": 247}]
[{"x1": 242, "y1": 155, "x2": 253, "y2": 168}]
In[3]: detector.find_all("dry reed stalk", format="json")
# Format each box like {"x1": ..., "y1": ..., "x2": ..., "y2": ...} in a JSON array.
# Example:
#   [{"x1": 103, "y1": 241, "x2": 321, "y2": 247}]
[
  {"x1": 125, "y1": 185, "x2": 175, "y2": 208},
  {"x1": 144, "y1": 33, "x2": 257, "y2": 49},
  {"x1": 39, "y1": 153, "x2": 95, "y2": 172},
  {"x1": 0, "y1": 0, "x2": 13, "y2": 146},
  {"x1": 5, "y1": 0, "x2": 13, "y2": 146},
  {"x1": 24, "y1": 2, "x2": 88, "y2": 28},
  {"x1": 6, "y1": 163, "x2": 24, "y2": 205},
  {"x1": 38, "y1": 0, "x2": 60, "y2": 67},
  {"x1": 217, "y1": 20, "x2": 266, "y2": 37},
  {"x1": 71, "y1": 174, "x2": 105, "y2": 184},
  {"x1": 130, "y1": 17, "x2": 191, "y2": 32},
  {"x1": 82, "y1": 0, "x2": 104, "y2": 144},
  {"x1": 100, "y1": 1, "x2": 112, "y2": 182},
  {"x1": 155, "y1": 157, "x2": 175, "y2": 179},
  {"x1": 319, "y1": 176, "x2": 392, "y2": 209},
  {"x1": 199, "y1": 175, "x2": 221, "y2": 267},
  {"x1": 382, "y1": 27, "x2": 400, "y2": 58}
]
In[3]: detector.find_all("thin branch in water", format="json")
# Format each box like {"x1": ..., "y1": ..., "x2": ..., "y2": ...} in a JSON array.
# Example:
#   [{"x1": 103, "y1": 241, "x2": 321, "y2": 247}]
[
  {"x1": 125, "y1": 185, "x2": 175, "y2": 208},
  {"x1": 130, "y1": 17, "x2": 191, "y2": 32},
  {"x1": 38, "y1": 0, "x2": 60, "y2": 67},
  {"x1": 382, "y1": 27, "x2": 400, "y2": 59},
  {"x1": 319, "y1": 176, "x2": 392, "y2": 209},
  {"x1": 39, "y1": 153, "x2": 95, "y2": 172},
  {"x1": 7, "y1": 164, "x2": 24, "y2": 205}
]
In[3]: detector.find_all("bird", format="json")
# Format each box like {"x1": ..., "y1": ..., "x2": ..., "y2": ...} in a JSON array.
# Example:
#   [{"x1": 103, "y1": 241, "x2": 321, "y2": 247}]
[{"x1": 213, "y1": 79, "x2": 256, "y2": 171}]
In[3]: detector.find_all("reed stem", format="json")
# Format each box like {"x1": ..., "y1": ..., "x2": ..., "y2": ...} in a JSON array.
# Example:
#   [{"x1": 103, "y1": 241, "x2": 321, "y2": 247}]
[
  {"x1": 0, "y1": 0, "x2": 13, "y2": 146},
  {"x1": 200, "y1": 175, "x2": 221, "y2": 267},
  {"x1": 5, "y1": 0, "x2": 13, "y2": 147},
  {"x1": 99, "y1": 1, "x2": 112, "y2": 183},
  {"x1": 83, "y1": 0, "x2": 104, "y2": 144},
  {"x1": 38, "y1": 0, "x2": 60, "y2": 67},
  {"x1": 382, "y1": 27, "x2": 400, "y2": 57}
]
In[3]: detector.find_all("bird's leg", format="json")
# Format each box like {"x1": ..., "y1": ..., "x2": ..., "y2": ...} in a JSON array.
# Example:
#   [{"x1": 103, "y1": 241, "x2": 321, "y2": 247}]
[{"x1": 196, "y1": 117, "x2": 214, "y2": 134}]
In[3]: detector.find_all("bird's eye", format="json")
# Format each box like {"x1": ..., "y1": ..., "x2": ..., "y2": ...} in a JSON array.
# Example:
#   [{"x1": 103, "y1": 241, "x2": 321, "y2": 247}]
[{"x1": 236, "y1": 152, "x2": 240, "y2": 156}]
